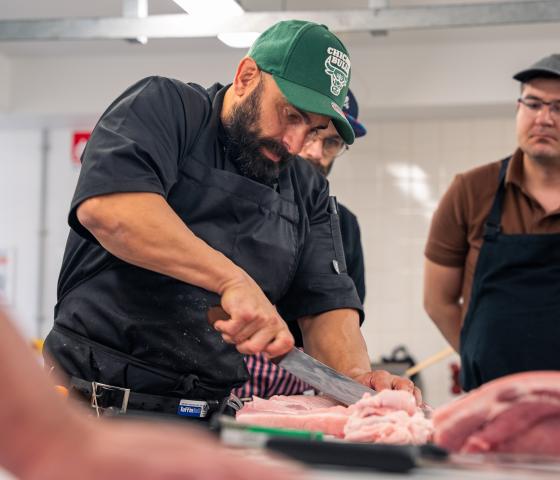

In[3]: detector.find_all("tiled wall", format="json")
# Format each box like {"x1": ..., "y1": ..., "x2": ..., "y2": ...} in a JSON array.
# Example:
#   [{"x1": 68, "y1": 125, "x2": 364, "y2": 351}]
[{"x1": 328, "y1": 115, "x2": 517, "y2": 406}]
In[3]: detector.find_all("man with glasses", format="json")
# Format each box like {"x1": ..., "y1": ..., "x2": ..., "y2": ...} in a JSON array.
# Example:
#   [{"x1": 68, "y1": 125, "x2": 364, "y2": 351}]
[
  {"x1": 44, "y1": 20, "x2": 418, "y2": 419},
  {"x1": 235, "y1": 89, "x2": 368, "y2": 398},
  {"x1": 300, "y1": 89, "x2": 367, "y2": 305},
  {"x1": 423, "y1": 54, "x2": 560, "y2": 391}
]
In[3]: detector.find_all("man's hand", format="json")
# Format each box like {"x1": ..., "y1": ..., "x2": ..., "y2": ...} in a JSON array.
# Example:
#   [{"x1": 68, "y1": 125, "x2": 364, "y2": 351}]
[
  {"x1": 353, "y1": 370, "x2": 423, "y2": 405},
  {"x1": 210, "y1": 276, "x2": 294, "y2": 358}
]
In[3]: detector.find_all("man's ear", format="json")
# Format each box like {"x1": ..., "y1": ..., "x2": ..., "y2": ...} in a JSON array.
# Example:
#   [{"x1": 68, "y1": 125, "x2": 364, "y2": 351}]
[{"x1": 232, "y1": 57, "x2": 261, "y2": 97}]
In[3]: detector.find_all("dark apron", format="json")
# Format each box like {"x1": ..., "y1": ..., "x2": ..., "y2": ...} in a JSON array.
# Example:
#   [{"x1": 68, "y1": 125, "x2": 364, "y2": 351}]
[
  {"x1": 45, "y1": 91, "x2": 302, "y2": 401},
  {"x1": 460, "y1": 157, "x2": 560, "y2": 391}
]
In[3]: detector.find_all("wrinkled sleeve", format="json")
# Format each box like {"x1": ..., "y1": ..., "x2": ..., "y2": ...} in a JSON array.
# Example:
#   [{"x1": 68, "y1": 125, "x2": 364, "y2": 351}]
[
  {"x1": 277, "y1": 183, "x2": 364, "y2": 325},
  {"x1": 68, "y1": 76, "x2": 189, "y2": 241},
  {"x1": 424, "y1": 174, "x2": 469, "y2": 268}
]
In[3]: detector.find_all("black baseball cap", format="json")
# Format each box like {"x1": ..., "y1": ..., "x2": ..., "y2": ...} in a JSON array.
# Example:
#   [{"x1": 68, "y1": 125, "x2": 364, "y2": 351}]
[{"x1": 513, "y1": 54, "x2": 560, "y2": 82}]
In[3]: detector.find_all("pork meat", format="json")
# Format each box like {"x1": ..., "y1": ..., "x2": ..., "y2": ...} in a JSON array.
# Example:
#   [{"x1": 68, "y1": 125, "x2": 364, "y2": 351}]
[
  {"x1": 236, "y1": 394, "x2": 351, "y2": 437},
  {"x1": 344, "y1": 391, "x2": 434, "y2": 444},
  {"x1": 433, "y1": 371, "x2": 560, "y2": 455},
  {"x1": 236, "y1": 390, "x2": 433, "y2": 444}
]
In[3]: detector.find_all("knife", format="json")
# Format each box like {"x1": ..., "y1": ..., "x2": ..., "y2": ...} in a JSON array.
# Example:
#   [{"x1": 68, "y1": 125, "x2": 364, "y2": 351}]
[{"x1": 276, "y1": 347, "x2": 376, "y2": 405}]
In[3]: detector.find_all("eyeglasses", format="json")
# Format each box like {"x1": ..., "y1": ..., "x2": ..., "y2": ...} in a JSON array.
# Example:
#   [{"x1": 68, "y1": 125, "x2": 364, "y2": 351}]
[
  {"x1": 279, "y1": 105, "x2": 348, "y2": 158},
  {"x1": 518, "y1": 97, "x2": 560, "y2": 117},
  {"x1": 303, "y1": 134, "x2": 348, "y2": 159}
]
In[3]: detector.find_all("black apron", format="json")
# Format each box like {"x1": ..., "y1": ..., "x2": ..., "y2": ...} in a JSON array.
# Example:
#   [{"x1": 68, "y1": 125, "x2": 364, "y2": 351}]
[
  {"x1": 45, "y1": 86, "x2": 301, "y2": 401},
  {"x1": 460, "y1": 157, "x2": 560, "y2": 391}
]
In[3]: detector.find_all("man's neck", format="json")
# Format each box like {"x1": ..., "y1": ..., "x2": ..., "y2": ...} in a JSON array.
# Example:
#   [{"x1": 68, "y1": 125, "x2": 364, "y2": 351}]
[
  {"x1": 523, "y1": 154, "x2": 560, "y2": 213},
  {"x1": 524, "y1": 154, "x2": 560, "y2": 185}
]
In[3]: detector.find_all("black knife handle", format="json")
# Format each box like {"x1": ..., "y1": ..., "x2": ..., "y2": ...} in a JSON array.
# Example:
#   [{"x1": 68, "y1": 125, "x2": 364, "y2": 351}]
[{"x1": 266, "y1": 438, "x2": 416, "y2": 473}]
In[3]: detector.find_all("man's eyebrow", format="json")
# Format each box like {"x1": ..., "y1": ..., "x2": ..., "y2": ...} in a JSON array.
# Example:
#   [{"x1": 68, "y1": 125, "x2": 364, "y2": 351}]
[{"x1": 524, "y1": 94, "x2": 560, "y2": 102}]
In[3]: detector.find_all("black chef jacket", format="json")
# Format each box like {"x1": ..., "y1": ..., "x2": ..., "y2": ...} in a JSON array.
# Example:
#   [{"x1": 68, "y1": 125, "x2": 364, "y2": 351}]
[
  {"x1": 338, "y1": 203, "x2": 365, "y2": 304},
  {"x1": 44, "y1": 76, "x2": 363, "y2": 400}
]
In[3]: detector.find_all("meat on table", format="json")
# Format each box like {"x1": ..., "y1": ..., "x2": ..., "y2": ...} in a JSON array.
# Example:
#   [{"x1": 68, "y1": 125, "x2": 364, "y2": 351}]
[
  {"x1": 236, "y1": 389, "x2": 433, "y2": 444},
  {"x1": 433, "y1": 370, "x2": 560, "y2": 455}
]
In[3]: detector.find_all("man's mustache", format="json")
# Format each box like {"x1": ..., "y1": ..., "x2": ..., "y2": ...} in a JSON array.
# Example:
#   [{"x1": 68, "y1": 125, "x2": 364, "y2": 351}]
[{"x1": 256, "y1": 137, "x2": 294, "y2": 163}]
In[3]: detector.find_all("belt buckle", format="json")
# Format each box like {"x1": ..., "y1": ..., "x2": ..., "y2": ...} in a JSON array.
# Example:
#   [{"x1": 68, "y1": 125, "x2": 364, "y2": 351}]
[{"x1": 91, "y1": 382, "x2": 131, "y2": 416}]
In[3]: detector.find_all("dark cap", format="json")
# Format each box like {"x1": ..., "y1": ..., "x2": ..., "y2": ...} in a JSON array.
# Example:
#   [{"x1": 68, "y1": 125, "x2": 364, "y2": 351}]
[
  {"x1": 513, "y1": 54, "x2": 560, "y2": 83},
  {"x1": 248, "y1": 20, "x2": 354, "y2": 144},
  {"x1": 342, "y1": 89, "x2": 367, "y2": 138}
]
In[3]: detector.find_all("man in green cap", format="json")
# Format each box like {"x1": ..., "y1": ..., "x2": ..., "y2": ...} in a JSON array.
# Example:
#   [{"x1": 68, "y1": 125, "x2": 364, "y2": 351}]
[{"x1": 44, "y1": 20, "x2": 419, "y2": 419}]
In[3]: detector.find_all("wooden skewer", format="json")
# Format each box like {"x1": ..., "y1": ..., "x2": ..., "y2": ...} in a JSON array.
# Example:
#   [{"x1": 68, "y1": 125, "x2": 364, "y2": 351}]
[{"x1": 404, "y1": 346, "x2": 455, "y2": 377}]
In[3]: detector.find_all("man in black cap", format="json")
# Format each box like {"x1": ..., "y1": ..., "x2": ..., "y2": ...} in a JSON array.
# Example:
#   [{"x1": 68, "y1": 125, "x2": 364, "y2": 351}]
[
  {"x1": 424, "y1": 54, "x2": 560, "y2": 391},
  {"x1": 234, "y1": 89, "x2": 368, "y2": 398},
  {"x1": 43, "y1": 20, "x2": 419, "y2": 419}
]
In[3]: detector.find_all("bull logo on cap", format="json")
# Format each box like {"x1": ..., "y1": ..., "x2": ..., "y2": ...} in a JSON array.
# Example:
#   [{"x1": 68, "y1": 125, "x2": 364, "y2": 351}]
[{"x1": 324, "y1": 47, "x2": 350, "y2": 97}]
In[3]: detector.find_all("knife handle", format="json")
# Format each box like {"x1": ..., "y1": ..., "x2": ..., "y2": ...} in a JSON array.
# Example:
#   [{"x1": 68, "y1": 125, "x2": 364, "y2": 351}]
[{"x1": 266, "y1": 437, "x2": 416, "y2": 473}]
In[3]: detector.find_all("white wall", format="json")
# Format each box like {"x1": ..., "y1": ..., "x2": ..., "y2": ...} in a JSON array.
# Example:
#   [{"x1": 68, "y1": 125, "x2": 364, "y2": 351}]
[
  {"x1": 0, "y1": 130, "x2": 41, "y2": 337},
  {"x1": 40, "y1": 127, "x2": 89, "y2": 337},
  {"x1": 0, "y1": 54, "x2": 10, "y2": 110},
  {"x1": 9, "y1": 52, "x2": 239, "y2": 116},
  {"x1": 6, "y1": 34, "x2": 559, "y2": 117}
]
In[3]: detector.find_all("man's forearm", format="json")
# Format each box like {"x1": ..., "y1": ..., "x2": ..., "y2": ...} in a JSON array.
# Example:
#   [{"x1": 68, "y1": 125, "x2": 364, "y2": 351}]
[
  {"x1": 78, "y1": 192, "x2": 246, "y2": 295},
  {"x1": 426, "y1": 303, "x2": 462, "y2": 352},
  {"x1": 298, "y1": 309, "x2": 370, "y2": 379}
]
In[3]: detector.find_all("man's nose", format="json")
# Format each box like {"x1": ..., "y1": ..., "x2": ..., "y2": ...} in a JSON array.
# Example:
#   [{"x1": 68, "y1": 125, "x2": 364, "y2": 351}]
[
  {"x1": 283, "y1": 127, "x2": 311, "y2": 155},
  {"x1": 535, "y1": 105, "x2": 555, "y2": 125},
  {"x1": 300, "y1": 138, "x2": 323, "y2": 161}
]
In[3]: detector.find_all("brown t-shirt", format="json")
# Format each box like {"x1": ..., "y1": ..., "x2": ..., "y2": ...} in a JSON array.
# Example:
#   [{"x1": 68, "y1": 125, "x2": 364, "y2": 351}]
[{"x1": 425, "y1": 148, "x2": 560, "y2": 319}]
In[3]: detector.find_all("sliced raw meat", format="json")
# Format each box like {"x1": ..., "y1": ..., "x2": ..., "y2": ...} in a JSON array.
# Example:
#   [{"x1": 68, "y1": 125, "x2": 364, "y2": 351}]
[
  {"x1": 236, "y1": 390, "x2": 433, "y2": 444},
  {"x1": 236, "y1": 394, "x2": 351, "y2": 437},
  {"x1": 433, "y1": 371, "x2": 560, "y2": 454},
  {"x1": 344, "y1": 391, "x2": 434, "y2": 444}
]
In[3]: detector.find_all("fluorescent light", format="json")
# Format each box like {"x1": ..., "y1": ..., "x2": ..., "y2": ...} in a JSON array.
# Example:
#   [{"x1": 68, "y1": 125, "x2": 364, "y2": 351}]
[
  {"x1": 173, "y1": 0, "x2": 257, "y2": 48},
  {"x1": 172, "y1": 0, "x2": 244, "y2": 17},
  {"x1": 217, "y1": 31, "x2": 261, "y2": 48}
]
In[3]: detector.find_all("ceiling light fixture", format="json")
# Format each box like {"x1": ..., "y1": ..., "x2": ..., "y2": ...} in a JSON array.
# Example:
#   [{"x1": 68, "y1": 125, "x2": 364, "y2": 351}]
[{"x1": 173, "y1": 0, "x2": 260, "y2": 47}]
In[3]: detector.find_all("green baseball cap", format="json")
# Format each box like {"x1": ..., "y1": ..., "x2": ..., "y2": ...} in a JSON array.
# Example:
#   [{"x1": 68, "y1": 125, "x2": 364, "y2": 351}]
[{"x1": 248, "y1": 20, "x2": 355, "y2": 145}]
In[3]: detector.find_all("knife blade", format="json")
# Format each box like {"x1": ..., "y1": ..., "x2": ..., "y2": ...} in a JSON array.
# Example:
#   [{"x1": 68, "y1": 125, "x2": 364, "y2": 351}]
[{"x1": 276, "y1": 347, "x2": 376, "y2": 405}]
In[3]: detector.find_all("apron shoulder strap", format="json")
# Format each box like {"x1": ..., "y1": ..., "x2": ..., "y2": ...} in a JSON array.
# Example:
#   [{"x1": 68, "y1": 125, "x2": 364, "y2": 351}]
[{"x1": 483, "y1": 157, "x2": 511, "y2": 241}]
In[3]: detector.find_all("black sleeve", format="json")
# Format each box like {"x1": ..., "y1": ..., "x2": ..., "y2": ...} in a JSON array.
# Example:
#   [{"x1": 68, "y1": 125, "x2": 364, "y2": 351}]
[
  {"x1": 339, "y1": 203, "x2": 366, "y2": 305},
  {"x1": 277, "y1": 179, "x2": 364, "y2": 326},
  {"x1": 68, "y1": 76, "x2": 194, "y2": 241}
]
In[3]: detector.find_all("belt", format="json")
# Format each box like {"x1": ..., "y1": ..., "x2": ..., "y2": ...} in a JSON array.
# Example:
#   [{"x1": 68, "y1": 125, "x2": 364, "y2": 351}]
[{"x1": 69, "y1": 377, "x2": 235, "y2": 419}]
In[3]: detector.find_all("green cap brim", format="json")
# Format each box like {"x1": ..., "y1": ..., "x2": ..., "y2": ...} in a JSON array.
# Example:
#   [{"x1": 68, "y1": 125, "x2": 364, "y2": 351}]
[{"x1": 273, "y1": 75, "x2": 355, "y2": 145}]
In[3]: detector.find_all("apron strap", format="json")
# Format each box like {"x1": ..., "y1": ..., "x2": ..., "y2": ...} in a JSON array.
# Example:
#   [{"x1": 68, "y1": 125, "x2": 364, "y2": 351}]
[{"x1": 483, "y1": 157, "x2": 511, "y2": 241}]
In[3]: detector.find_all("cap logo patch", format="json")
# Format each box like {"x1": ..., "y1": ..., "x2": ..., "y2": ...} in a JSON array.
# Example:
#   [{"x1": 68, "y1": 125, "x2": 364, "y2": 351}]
[
  {"x1": 324, "y1": 47, "x2": 350, "y2": 96},
  {"x1": 331, "y1": 101, "x2": 344, "y2": 117}
]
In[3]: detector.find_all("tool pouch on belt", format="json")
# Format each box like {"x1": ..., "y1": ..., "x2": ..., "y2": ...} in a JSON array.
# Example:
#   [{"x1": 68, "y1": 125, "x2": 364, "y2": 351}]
[{"x1": 46, "y1": 324, "x2": 224, "y2": 399}]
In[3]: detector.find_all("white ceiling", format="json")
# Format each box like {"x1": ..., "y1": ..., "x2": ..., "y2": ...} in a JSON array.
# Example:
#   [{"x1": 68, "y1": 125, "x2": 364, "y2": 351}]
[{"x1": 0, "y1": 0, "x2": 556, "y2": 57}]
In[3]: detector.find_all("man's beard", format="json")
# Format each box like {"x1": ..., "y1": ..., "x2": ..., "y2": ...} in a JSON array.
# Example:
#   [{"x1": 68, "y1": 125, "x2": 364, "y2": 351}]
[
  {"x1": 223, "y1": 82, "x2": 296, "y2": 187},
  {"x1": 310, "y1": 160, "x2": 334, "y2": 177}
]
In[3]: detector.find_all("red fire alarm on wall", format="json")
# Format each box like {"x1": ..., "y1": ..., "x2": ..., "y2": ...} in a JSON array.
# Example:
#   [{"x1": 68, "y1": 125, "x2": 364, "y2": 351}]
[{"x1": 71, "y1": 131, "x2": 91, "y2": 165}]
